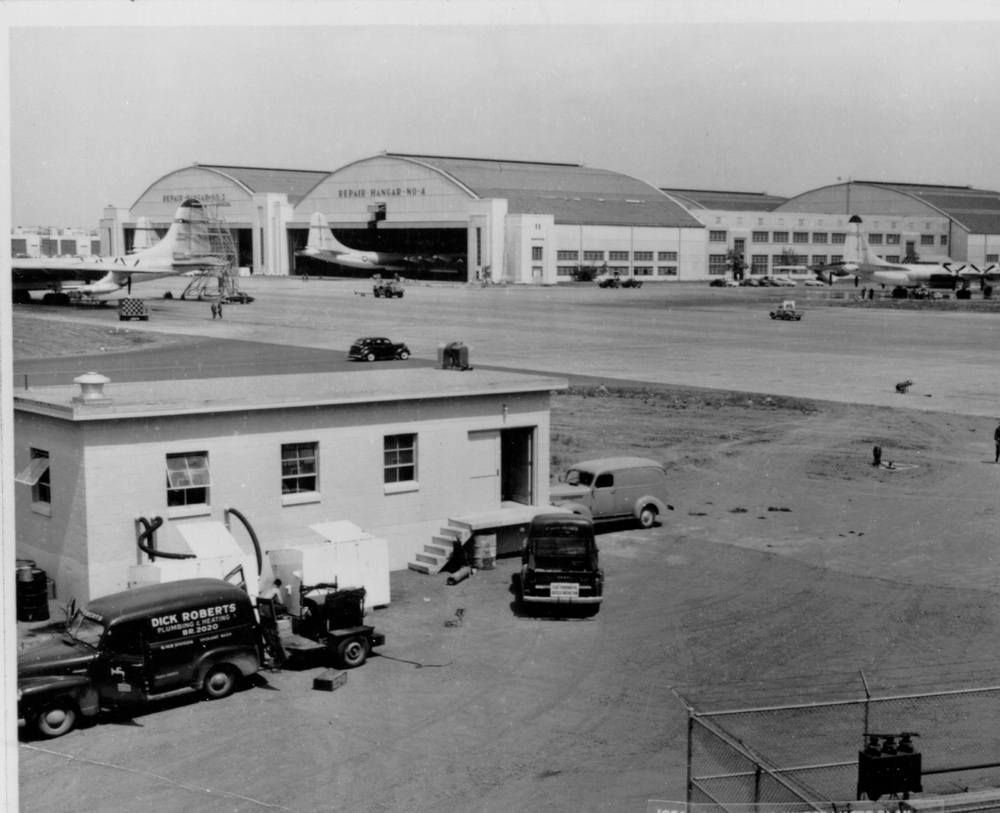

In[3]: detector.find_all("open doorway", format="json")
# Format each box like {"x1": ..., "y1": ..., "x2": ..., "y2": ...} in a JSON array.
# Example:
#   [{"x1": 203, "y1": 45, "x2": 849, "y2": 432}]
[{"x1": 501, "y1": 427, "x2": 534, "y2": 505}]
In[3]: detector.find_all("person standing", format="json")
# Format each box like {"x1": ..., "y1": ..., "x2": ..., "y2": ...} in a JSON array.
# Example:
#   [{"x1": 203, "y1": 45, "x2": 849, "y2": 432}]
[
  {"x1": 210, "y1": 301, "x2": 218, "y2": 319},
  {"x1": 994, "y1": 421, "x2": 1000, "y2": 463}
]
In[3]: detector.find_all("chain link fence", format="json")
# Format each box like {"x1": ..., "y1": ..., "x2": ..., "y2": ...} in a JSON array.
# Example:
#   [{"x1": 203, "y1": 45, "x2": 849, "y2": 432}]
[{"x1": 680, "y1": 685, "x2": 1000, "y2": 811}]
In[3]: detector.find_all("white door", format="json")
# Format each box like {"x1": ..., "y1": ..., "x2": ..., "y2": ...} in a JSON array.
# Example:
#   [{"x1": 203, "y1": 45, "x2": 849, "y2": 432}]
[{"x1": 467, "y1": 430, "x2": 501, "y2": 508}]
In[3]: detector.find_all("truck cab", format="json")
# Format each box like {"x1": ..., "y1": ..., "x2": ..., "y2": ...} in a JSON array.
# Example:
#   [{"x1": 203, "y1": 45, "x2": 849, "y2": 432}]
[{"x1": 18, "y1": 579, "x2": 262, "y2": 739}]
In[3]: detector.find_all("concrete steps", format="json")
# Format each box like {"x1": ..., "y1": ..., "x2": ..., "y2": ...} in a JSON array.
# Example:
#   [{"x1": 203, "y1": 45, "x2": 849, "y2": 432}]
[{"x1": 407, "y1": 524, "x2": 471, "y2": 574}]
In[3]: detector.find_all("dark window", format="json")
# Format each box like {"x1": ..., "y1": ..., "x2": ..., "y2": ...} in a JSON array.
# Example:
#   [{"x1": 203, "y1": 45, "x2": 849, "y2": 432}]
[
  {"x1": 793, "y1": 233, "x2": 809, "y2": 244},
  {"x1": 594, "y1": 473, "x2": 614, "y2": 488},
  {"x1": 384, "y1": 434, "x2": 416, "y2": 484},
  {"x1": 609, "y1": 251, "x2": 629, "y2": 261},
  {"x1": 920, "y1": 235, "x2": 934, "y2": 246},
  {"x1": 658, "y1": 251, "x2": 678, "y2": 262},
  {"x1": 773, "y1": 231, "x2": 789, "y2": 243},
  {"x1": 634, "y1": 251, "x2": 653, "y2": 261},
  {"x1": 709, "y1": 231, "x2": 727, "y2": 243},
  {"x1": 752, "y1": 232, "x2": 769, "y2": 243},
  {"x1": 282, "y1": 442, "x2": 318, "y2": 494},
  {"x1": 812, "y1": 233, "x2": 828, "y2": 244},
  {"x1": 531, "y1": 246, "x2": 543, "y2": 261},
  {"x1": 831, "y1": 233, "x2": 846, "y2": 244}
]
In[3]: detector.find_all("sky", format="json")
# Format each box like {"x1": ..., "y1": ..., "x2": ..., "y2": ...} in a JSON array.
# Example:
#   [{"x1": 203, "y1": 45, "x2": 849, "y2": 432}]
[{"x1": 6, "y1": 0, "x2": 1000, "y2": 228}]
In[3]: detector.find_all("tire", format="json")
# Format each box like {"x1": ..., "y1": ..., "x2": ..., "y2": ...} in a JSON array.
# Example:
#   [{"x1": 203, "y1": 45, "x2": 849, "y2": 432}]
[
  {"x1": 374, "y1": 290, "x2": 381, "y2": 297},
  {"x1": 365, "y1": 352, "x2": 376, "y2": 362},
  {"x1": 337, "y1": 636, "x2": 369, "y2": 669},
  {"x1": 203, "y1": 665, "x2": 238, "y2": 700},
  {"x1": 119, "y1": 316, "x2": 126, "y2": 321},
  {"x1": 638, "y1": 505, "x2": 657, "y2": 529},
  {"x1": 398, "y1": 350, "x2": 410, "y2": 360},
  {"x1": 36, "y1": 700, "x2": 78, "y2": 739}
]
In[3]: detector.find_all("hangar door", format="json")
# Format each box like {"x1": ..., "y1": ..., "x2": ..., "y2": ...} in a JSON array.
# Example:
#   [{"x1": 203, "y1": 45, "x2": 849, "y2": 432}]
[{"x1": 467, "y1": 428, "x2": 535, "y2": 508}]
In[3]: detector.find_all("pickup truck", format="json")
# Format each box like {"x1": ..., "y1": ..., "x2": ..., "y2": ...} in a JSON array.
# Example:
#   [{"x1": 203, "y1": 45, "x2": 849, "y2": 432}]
[{"x1": 770, "y1": 300, "x2": 803, "y2": 320}]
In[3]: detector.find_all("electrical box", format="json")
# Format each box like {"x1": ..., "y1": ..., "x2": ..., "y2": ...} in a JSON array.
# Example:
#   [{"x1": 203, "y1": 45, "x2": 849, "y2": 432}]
[{"x1": 857, "y1": 734, "x2": 922, "y2": 801}]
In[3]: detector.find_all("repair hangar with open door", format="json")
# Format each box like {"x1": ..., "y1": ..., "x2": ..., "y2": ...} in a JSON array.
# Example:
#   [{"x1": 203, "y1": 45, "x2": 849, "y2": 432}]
[{"x1": 101, "y1": 153, "x2": 709, "y2": 283}]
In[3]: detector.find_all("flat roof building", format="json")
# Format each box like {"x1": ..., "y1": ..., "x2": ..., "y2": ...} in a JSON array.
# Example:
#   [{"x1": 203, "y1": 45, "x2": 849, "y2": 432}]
[{"x1": 14, "y1": 366, "x2": 567, "y2": 603}]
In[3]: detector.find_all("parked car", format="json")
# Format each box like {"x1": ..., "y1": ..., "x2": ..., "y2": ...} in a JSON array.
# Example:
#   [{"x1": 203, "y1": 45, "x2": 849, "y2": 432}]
[
  {"x1": 620, "y1": 278, "x2": 643, "y2": 288},
  {"x1": 803, "y1": 279, "x2": 826, "y2": 287},
  {"x1": 597, "y1": 274, "x2": 621, "y2": 288},
  {"x1": 348, "y1": 337, "x2": 411, "y2": 362},
  {"x1": 222, "y1": 291, "x2": 255, "y2": 304},
  {"x1": 739, "y1": 278, "x2": 760, "y2": 287},
  {"x1": 519, "y1": 513, "x2": 603, "y2": 616},
  {"x1": 708, "y1": 279, "x2": 727, "y2": 287},
  {"x1": 549, "y1": 456, "x2": 671, "y2": 528}
]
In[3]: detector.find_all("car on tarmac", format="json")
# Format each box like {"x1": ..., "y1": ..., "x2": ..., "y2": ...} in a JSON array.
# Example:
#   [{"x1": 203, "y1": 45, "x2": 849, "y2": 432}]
[
  {"x1": 708, "y1": 279, "x2": 727, "y2": 287},
  {"x1": 348, "y1": 337, "x2": 411, "y2": 362},
  {"x1": 803, "y1": 279, "x2": 826, "y2": 287},
  {"x1": 222, "y1": 292, "x2": 255, "y2": 304},
  {"x1": 620, "y1": 277, "x2": 643, "y2": 288}
]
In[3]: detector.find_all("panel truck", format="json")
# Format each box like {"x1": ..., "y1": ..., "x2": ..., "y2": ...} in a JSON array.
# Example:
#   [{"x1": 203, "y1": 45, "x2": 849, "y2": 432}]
[{"x1": 18, "y1": 579, "x2": 263, "y2": 739}]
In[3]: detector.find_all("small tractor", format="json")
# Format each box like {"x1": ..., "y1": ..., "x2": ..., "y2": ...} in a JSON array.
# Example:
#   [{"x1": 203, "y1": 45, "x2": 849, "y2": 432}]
[{"x1": 769, "y1": 300, "x2": 803, "y2": 321}]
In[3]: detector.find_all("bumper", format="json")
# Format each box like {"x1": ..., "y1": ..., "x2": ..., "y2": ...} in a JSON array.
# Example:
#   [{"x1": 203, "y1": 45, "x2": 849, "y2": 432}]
[{"x1": 521, "y1": 594, "x2": 604, "y2": 604}]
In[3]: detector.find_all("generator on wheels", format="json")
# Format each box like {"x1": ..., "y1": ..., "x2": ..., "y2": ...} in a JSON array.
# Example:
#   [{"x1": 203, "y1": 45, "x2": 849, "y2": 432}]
[{"x1": 257, "y1": 583, "x2": 385, "y2": 670}]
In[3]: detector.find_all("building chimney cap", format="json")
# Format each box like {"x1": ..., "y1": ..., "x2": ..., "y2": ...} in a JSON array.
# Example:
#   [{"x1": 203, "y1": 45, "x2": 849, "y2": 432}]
[{"x1": 73, "y1": 372, "x2": 112, "y2": 404}]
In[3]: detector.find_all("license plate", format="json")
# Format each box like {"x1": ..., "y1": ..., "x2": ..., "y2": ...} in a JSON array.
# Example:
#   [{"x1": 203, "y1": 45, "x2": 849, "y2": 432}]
[{"x1": 550, "y1": 583, "x2": 579, "y2": 598}]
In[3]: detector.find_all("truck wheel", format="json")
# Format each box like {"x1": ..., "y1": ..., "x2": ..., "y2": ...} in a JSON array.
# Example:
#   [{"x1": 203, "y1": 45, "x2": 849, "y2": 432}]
[
  {"x1": 638, "y1": 505, "x2": 657, "y2": 529},
  {"x1": 36, "y1": 700, "x2": 78, "y2": 739},
  {"x1": 337, "y1": 636, "x2": 369, "y2": 669},
  {"x1": 374, "y1": 290, "x2": 381, "y2": 297},
  {"x1": 203, "y1": 665, "x2": 238, "y2": 700}
]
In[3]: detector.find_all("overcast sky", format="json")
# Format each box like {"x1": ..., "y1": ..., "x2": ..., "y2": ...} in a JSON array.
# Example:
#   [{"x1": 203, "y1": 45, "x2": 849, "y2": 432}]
[{"x1": 7, "y1": 0, "x2": 1000, "y2": 228}]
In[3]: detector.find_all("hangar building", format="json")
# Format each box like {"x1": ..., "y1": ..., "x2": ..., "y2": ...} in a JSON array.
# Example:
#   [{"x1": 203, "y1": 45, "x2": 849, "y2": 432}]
[
  {"x1": 667, "y1": 181, "x2": 1000, "y2": 280},
  {"x1": 104, "y1": 154, "x2": 708, "y2": 284},
  {"x1": 13, "y1": 366, "x2": 566, "y2": 603}
]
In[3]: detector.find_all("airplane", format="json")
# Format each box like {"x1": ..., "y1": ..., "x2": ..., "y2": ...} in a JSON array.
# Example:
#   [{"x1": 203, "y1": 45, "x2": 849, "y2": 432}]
[
  {"x1": 297, "y1": 212, "x2": 465, "y2": 273},
  {"x1": 814, "y1": 215, "x2": 998, "y2": 290},
  {"x1": 12, "y1": 198, "x2": 230, "y2": 304}
]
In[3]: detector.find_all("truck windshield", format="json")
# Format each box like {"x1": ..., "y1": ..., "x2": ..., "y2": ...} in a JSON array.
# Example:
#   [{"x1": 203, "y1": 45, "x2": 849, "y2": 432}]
[
  {"x1": 66, "y1": 612, "x2": 105, "y2": 648},
  {"x1": 565, "y1": 469, "x2": 594, "y2": 486}
]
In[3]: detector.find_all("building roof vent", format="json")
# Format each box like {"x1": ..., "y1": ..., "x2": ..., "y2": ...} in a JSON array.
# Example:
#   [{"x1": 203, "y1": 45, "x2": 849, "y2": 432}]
[{"x1": 73, "y1": 372, "x2": 112, "y2": 405}]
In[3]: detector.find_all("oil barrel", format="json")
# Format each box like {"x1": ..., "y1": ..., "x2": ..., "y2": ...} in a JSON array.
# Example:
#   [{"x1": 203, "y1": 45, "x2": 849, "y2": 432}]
[
  {"x1": 16, "y1": 566, "x2": 50, "y2": 622},
  {"x1": 472, "y1": 533, "x2": 496, "y2": 570}
]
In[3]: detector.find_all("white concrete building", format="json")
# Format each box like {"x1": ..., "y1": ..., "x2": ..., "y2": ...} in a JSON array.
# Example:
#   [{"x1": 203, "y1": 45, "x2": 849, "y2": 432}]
[{"x1": 14, "y1": 367, "x2": 566, "y2": 604}]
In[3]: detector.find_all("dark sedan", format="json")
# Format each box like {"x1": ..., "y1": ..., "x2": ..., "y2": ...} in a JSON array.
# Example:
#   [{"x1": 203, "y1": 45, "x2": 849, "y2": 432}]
[{"x1": 348, "y1": 337, "x2": 411, "y2": 362}]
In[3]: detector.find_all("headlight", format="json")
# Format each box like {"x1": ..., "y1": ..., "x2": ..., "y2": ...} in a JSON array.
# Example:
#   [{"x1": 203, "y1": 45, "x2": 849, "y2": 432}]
[{"x1": 17, "y1": 688, "x2": 22, "y2": 702}]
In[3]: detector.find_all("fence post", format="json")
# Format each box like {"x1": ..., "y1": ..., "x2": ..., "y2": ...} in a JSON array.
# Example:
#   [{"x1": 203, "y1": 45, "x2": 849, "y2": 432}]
[{"x1": 860, "y1": 670, "x2": 872, "y2": 739}]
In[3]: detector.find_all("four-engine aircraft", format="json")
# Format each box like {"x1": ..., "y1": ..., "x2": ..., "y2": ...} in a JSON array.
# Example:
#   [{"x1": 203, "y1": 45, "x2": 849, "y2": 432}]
[
  {"x1": 814, "y1": 215, "x2": 998, "y2": 289},
  {"x1": 297, "y1": 212, "x2": 464, "y2": 273},
  {"x1": 12, "y1": 199, "x2": 229, "y2": 303}
]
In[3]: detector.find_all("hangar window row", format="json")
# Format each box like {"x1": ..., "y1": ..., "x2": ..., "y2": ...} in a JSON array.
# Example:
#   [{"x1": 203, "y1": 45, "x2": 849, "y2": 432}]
[{"x1": 559, "y1": 250, "x2": 676, "y2": 262}]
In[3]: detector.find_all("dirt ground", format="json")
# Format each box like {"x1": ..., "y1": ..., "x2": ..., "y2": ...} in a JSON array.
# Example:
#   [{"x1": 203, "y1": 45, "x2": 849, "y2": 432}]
[{"x1": 12, "y1": 302, "x2": 1000, "y2": 812}]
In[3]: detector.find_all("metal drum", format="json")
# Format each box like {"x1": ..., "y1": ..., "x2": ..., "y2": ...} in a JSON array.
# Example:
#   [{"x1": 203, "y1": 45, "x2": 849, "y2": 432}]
[{"x1": 16, "y1": 566, "x2": 50, "y2": 622}]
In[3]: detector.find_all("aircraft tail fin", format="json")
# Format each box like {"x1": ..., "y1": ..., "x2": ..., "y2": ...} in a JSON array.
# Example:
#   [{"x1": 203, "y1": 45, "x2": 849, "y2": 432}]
[
  {"x1": 844, "y1": 215, "x2": 889, "y2": 268},
  {"x1": 131, "y1": 199, "x2": 223, "y2": 268},
  {"x1": 302, "y1": 211, "x2": 355, "y2": 256}
]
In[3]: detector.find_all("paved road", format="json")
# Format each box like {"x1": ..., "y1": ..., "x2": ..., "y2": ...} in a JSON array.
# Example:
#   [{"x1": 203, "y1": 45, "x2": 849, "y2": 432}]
[{"x1": 14, "y1": 277, "x2": 1000, "y2": 416}]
